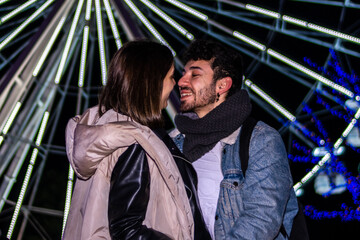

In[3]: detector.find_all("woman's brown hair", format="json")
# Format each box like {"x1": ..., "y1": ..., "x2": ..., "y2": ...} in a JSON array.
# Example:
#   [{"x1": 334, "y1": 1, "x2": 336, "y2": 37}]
[{"x1": 98, "y1": 40, "x2": 174, "y2": 128}]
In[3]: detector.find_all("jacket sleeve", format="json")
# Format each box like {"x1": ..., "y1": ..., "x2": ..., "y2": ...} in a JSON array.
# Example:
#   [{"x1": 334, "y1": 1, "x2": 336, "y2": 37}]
[
  {"x1": 108, "y1": 144, "x2": 171, "y2": 240},
  {"x1": 227, "y1": 124, "x2": 293, "y2": 240}
]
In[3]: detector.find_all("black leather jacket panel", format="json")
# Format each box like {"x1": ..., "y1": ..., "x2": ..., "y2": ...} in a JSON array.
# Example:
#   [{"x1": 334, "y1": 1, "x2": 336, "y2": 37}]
[{"x1": 108, "y1": 128, "x2": 211, "y2": 240}]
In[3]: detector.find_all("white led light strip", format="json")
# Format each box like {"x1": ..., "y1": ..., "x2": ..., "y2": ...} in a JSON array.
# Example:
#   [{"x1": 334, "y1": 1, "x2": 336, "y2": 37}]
[
  {"x1": 78, "y1": 26, "x2": 89, "y2": 87},
  {"x1": 283, "y1": 18, "x2": 360, "y2": 45},
  {"x1": 7, "y1": 149, "x2": 39, "y2": 239},
  {"x1": 85, "y1": 0, "x2": 92, "y2": 21},
  {"x1": 342, "y1": 119, "x2": 357, "y2": 138},
  {"x1": 95, "y1": 0, "x2": 107, "y2": 85},
  {"x1": 355, "y1": 107, "x2": 360, "y2": 119},
  {"x1": 0, "y1": 0, "x2": 37, "y2": 23},
  {"x1": 282, "y1": 15, "x2": 307, "y2": 27},
  {"x1": 1, "y1": 102, "x2": 22, "y2": 135},
  {"x1": 0, "y1": 0, "x2": 9, "y2": 5},
  {"x1": 33, "y1": 16, "x2": 66, "y2": 77},
  {"x1": 141, "y1": 0, "x2": 194, "y2": 40},
  {"x1": 245, "y1": 79, "x2": 296, "y2": 121},
  {"x1": 165, "y1": 0, "x2": 208, "y2": 21},
  {"x1": 334, "y1": 138, "x2": 343, "y2": 149},
  {"x1": 267, "y1": 49, "x2": 354, "y2": 98},
  {"x1": 0, "y1": 0, "x2": 55, "y2": 51},
  {"x1": 35, "y1": 111, "x2": 49, "y2": 146},
  {"x1": 55, "y1": 0, "x2": 85, "y2": 84},
  {"x1": 78, "y1": 0, "x2": 92, "y2": 87},
  {"x1": 61, "y1": 165, "x2": 74, "y2": 237},
  {"x1": 245, "y1": 4, "x2": 280, "y2": 18},
  {"x1": 124, "y1": 0, "x2": 176, "y2": 56},
  {"x1": 233, "y1": 31, "x2": 266, "y2": 51},
  {"x1": 294, "y1": 153, "x2": 330, "y2": 191},
  {"x1": 103, "y1": 0, "x2": 122, "y2": 49},
  {"x1": 6, "y1": 111, "x2": 49, "y2": 239}
]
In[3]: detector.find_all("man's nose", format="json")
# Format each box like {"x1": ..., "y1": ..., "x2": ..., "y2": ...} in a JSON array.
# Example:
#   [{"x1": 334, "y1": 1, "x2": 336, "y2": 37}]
[{"x1": 178, "y1": 74, "x2": 188, "y2": 87}]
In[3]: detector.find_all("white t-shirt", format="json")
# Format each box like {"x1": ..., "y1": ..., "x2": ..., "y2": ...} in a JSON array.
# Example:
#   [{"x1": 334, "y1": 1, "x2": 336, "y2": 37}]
[
  {"x1": 192, "y1": 142, "x2": 223, "y2": 239},
  {"x1": 169, "y1": 126, "x2": 241, "y2": 239}
]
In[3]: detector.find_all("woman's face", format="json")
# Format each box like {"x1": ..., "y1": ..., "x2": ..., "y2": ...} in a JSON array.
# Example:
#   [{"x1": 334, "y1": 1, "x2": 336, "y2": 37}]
[{"x1": 160, "y1": 64, "x2": 176, "y2": 109}]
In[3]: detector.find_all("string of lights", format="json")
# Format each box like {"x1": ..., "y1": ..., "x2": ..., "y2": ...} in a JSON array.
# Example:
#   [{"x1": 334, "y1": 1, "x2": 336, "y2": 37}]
[
  {"x1": 316, "y1": 95, "x2": 353, "y2": 125},
  {"x1": 288, "y1": 154, "x2": 320, "y2": 164},
  {"x1": 292, "y1": 140, "x2": 312, "y2": 155},
  {"x1": 302, "y1": 104, "x2": 329, "y2": 140},
  {"x1": 304, "y1": 204, "x2": 360, "y2": 221},
  {"x1": 290, "y1": 51, "x2": 360, "y2": 220}
]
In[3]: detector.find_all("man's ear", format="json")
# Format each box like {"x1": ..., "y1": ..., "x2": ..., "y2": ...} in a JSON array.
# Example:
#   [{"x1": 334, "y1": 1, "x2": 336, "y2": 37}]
[{"x1": 216, "y1": 77, "x2": 232, "y2": 95}]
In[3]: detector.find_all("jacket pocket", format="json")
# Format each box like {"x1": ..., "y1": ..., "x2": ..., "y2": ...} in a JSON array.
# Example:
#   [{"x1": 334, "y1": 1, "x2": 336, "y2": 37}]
[{"x1": 218, "y1": 170, "x2": 244, "y2": 219}]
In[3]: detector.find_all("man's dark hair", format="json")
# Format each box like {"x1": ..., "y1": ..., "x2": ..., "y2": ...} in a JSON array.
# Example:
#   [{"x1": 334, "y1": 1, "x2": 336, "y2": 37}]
[{"x1": 182, "y1": 39, "x2": 243, "y2": 98}]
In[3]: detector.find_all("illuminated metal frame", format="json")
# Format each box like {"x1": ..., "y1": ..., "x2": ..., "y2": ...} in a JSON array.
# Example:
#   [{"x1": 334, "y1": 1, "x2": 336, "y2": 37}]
[
  {"x1": 124, "y1": 0, "x2": 176, "y2": 56},
  {"x1": 141, "y1": 0, "x2": 194, "y2": 40},
  {"x1": 54, "y1": 0, "x2": 85, "y2": 84},
  {"x1": 103, "y1": 0, "x2": 122, "y2": 49},
  {"x1": 94, "y1": 0, "x2": 107, "y2": 85},
  {"x1": 0, "y1": 0, "x2": 55, "y2": 51},
  {"x1": 7, "y1": 111, "x2": 50, "y2": 239},
  {"x1": 0, "y1": 0, "x2": 38, "y2": 23},
  {"x1": 33, "y1": 16, "x2": 66, "y2": 77}
]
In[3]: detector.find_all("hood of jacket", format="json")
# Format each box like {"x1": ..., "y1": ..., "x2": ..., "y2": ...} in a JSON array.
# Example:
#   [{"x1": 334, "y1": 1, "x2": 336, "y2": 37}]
[{"x1": 66, "y1": 106, "x2": 139, "y2": 180}]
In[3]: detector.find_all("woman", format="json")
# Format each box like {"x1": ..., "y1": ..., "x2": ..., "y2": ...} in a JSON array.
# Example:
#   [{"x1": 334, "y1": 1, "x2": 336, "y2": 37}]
[{"x1": 62, "y1": 40, "x2": 210, "y2": 240}]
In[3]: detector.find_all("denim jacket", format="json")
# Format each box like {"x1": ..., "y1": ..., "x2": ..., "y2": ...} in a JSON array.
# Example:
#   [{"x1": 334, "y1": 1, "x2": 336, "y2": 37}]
[{"x1": 171, "y1": 121, "x2": 298, "y2": 240}]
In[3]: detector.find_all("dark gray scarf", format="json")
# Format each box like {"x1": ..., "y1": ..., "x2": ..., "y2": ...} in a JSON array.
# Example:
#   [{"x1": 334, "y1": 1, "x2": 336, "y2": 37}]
[{"x1": 175, "y1": 90, "x2": 252, "y2": 162}]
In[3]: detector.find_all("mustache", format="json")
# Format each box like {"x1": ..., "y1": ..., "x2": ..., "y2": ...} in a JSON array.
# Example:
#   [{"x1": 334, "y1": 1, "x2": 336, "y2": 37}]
[{"x1": 179, "y1": 87, "x2": 193, "y2": 92}]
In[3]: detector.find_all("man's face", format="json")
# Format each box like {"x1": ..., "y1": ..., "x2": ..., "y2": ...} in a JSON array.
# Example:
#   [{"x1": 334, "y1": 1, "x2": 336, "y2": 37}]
[{"x1": 178, "y1": 60, "x2": 217, "y2": 118}]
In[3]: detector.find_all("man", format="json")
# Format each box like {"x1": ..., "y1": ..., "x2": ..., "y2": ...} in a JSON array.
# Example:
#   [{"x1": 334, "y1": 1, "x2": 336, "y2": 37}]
[{"x1": 170, "y1": 39, "x2": 298, "y2": 239}]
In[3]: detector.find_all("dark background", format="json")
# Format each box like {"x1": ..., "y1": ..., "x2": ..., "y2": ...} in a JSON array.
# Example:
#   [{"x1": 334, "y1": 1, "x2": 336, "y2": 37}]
[{"x1": 0, "y1": 0, "x2": 360, "y2": 239}]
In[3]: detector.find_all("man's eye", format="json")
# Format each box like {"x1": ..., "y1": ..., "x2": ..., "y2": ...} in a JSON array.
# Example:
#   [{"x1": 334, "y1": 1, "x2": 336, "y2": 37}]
[{"x1": 192, "y1": 74, "x2": 199, "y2": 77}]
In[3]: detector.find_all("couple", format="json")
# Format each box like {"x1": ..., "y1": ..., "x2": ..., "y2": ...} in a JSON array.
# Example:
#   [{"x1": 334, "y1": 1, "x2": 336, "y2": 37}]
[{"x1": 63, "y1": 39, "x2": 298, "y2": 240}]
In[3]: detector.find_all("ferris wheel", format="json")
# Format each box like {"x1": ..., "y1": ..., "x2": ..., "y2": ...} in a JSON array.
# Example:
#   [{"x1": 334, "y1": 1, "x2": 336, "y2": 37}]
[{"x1": 0, "y1": 0, "x2": 359, "y2": 239}]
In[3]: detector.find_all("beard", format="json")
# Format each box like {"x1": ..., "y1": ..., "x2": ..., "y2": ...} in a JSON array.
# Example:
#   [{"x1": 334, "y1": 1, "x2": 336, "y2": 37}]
[{"x1": 180, "y1": 83, "x2": 217, "y2": 112}]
